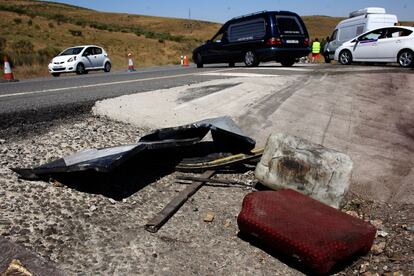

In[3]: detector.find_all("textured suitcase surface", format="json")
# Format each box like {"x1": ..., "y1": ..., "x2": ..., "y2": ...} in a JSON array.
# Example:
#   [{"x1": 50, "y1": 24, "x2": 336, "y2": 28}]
[{"x1": 237, "y1": 189, "x2": 376, "y2": 274}]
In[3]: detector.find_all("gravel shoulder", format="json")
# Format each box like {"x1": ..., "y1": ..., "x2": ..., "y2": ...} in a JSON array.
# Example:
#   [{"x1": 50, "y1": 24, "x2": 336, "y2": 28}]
[{"x1": 0, "y1": 114, "x2": 412, "y2": 275}]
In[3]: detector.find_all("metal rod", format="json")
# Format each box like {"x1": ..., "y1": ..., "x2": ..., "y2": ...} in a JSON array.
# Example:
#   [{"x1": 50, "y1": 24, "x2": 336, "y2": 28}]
[{"x1": 176, "y1": 175, "x2": 252, "y2": 187}]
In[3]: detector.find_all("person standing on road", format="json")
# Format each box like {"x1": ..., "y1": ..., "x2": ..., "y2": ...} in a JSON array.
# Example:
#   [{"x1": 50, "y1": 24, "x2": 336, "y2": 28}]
[{"x1": 311, "y1": 38, "x2": 321, "y2": 63}]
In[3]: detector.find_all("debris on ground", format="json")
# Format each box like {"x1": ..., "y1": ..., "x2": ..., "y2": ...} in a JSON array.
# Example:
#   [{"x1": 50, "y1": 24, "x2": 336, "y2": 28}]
[
  {"x1": 12, "y1": 116, "x2": 255, "y2": 179},
  {"x1": 255, "y1": 133, "x2": 353, "y2": 208},
  {"x1": 11, "y1": 116, "x2": 258, "y2": 200},
  {"x1": 338, "y1": 195, "x2": 414, "y2": 276},
  {"x1": 377, "y1": 230, "x2": 389, "y2": 238},
  {"x1": 1, "y1": 259, "x2": 32, "y2": 276},
  {"x1": 203, "y1": 212, "x2": 215, "y2": 222},
  {"x1": 145, "y1": 170, "x2": 216, "y2": 233},
  {"x1": 1, "y1": 115, "x2": 412, "y2": 275},
  {"x1": 0, "y1": 236, "x2": 63, "y2": 275},
  {"x1": 371, "y1": 241, "x2": 386, "y2": 255},
  {"x1": 237, "y1": 189, "x2": 376, "y2": 274}
]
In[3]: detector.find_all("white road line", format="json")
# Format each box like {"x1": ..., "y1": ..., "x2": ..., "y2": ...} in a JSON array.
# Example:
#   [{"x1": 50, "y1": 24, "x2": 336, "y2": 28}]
[
  {"x1": 199, "y1": 72, "x2": 276, "y2": 77},
  {"x1": 245, "y1": 67, "x2": 311, "y2": 71},
  {"x1": 0, "y1": 68, "x2": 235, "y2": 99},
  {"x1": 319, "y1": 73, "x2": 328, "y2": 81},
  {"x1": 328, "y1": 67, "x2": 390, "y2": 72}
]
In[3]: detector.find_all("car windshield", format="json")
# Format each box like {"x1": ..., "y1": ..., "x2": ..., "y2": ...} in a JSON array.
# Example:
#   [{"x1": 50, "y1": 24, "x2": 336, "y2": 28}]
[{"x1": 59, "y1": 47, "x2": 84, "y2": 56}]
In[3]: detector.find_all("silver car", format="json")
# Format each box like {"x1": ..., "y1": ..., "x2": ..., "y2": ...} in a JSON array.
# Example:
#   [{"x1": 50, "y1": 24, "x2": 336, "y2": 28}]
[{"x1": 48, "y1": 45, "x2": 112, "y2": 77}]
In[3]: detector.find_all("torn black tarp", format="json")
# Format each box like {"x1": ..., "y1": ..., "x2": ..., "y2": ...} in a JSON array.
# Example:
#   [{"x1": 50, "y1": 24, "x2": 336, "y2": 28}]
[
  {"x1": 140, "y1": 116, "x2": 255, "y2": 151},
  {"x1": 12, "y1": 116, "x2": 256, "y2": 181}
]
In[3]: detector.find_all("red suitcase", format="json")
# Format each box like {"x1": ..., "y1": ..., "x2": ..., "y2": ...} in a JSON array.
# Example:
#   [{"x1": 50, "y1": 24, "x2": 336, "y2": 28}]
[{"x1": 237, "y1": 189, "x2": 376, "y2": 274}]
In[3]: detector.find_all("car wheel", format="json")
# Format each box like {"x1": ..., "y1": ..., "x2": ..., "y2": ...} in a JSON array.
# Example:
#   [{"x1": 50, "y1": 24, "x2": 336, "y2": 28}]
[
  {"x1": 229, "y1": 62, "x2": 235, "y2": 67},
  {"x1": 51, "y1": 73, "x2": 60, "y2": 77},
  {"x1": 398, "y1": 50, "x2": 413, "y2": 68},
  {"x1": 196, "y1": 53, "x2": 203, "y2": 68},
  {"x1": 104, "y1": 62, "x2": 111, "y2": 72},
  {"x1": 280, "y1": 59, "x2": 295, "y2": 67},
  {"x1": 324, "y1": 55, "x2": 331, "y2": 64},
  {"x1": 244, "y1": 51, "x2": 259, "y2": 67},
  {"x1": 76, "y1": 63, "x2": 85, "y2": 75},
  {"x1": 339, "y1": 50, "x2": 352, "y2": 65}
]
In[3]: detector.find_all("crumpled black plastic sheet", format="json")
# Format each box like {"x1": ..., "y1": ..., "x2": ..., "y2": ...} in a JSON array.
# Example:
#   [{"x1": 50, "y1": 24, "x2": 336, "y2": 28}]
[{"x1": 12, "y1": 116, "x2": 255, "y2": 180}]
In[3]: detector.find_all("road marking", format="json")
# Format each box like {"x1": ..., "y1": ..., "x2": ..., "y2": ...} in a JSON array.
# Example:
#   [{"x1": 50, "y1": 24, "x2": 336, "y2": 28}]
[
  {"x1": 199, "y1": 72, "x2": 276, "y2": 77},
  {"x1": 320, "y1": 73, "x2": 328, "y2": 81},
  {"x1": 323, "y1": 67, "x2": 391, "y2": 72},
  {"x1": 246, "y1": 67, "x2": 310, "y2": 71},
  {"x1": 0, "y1": 68, "x2": 235, "y2": 99}
]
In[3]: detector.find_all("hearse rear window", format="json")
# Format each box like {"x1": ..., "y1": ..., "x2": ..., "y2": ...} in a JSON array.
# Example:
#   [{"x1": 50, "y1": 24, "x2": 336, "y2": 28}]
[
  {"x1": 228, "y1": 19, "x2": 266, "y2": 42},
  {"x1": 275, "y1": 16, "x2": 303, "y2": 35}
]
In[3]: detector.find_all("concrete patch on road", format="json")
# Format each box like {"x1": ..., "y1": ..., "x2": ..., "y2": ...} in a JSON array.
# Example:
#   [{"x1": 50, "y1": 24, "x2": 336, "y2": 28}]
[
  {"x1": 92, "y1": 75, "x2": 296, "y2": 132},
  {"x1": 177, "y1": 83, "x2": 241, "y2": 103}
]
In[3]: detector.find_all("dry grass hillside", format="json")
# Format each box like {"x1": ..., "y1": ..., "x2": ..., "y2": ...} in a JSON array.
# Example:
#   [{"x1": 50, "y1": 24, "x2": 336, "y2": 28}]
[
  {"x1": 0, "y1": 1, "x2": 412, "y2": 79},
  {"x1": 0, "y1": 0, "x2": 220, "y2": 78}
]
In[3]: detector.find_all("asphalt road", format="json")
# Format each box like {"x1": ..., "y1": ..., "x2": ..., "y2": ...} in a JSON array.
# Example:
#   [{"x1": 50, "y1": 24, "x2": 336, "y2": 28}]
[
  {"x1": 0, "y1": 63, "x2": 409, "y2": 127},
  {"x1": 0, "y1": 66, "x2": 225, "y2": 114}
]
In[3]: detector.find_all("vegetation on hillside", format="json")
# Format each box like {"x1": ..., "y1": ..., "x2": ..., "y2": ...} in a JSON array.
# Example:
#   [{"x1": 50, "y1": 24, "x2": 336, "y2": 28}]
[
  {"x1": 0, "y1": 0, "x2": 220, "y2": 78},
  {"x1": 0, "y1": 2, "x2": 188, "y2": 42},
  {"x1": 0, "y1": 0, "x2": 412, "y2": 79}
]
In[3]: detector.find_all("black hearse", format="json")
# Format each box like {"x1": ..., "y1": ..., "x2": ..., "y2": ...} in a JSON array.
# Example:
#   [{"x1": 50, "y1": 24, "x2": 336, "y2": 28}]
[{"x1": 192, "y1": 11, "x2": 310, "y2": 67}]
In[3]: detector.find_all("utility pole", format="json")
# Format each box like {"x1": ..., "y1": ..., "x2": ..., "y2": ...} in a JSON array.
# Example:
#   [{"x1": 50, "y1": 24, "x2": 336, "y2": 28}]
[{"x1": 189, "y1": 8, "x2": 191, "y2": 20}]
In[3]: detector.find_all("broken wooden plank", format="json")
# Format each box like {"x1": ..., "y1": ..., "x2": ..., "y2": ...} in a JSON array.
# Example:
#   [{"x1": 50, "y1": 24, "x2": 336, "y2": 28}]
[{"x1": 145, "y1": 170, "x2": 215, "y2": 233}]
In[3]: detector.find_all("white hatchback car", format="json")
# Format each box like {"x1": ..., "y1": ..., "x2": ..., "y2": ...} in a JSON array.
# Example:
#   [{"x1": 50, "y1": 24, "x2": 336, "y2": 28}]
[
  {"x1": 335, "y1": 26, "x2": 414, "y2": 68},
  {"x1": 48, "y1": 45, "x2": 112, "y2": 77}
]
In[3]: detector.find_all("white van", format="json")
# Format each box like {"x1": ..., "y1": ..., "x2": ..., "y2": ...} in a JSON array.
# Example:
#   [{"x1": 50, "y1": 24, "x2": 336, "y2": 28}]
[{"x1": 323, "y1": 7, "x2": 398, "y2": 63}]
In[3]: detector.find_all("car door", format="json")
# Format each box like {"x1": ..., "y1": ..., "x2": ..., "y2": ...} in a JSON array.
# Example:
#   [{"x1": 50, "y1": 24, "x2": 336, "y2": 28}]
[
  {"x1": 81, "y1": 47, "x2": 93, "y2": 69},
  {"x1": 227, "y1": 18, "x2": 266, "y2": 61},
  {"x1": 92, "y1": 47, "x2": 105, "y2": 68},
  {"x1": 352, "y1": 29, "x2": 383, "y2": 61},
  {"x1": 203, "y1": 30, "x2": 229, "y2": 63},
  {"x1": 375, "y1": 28, "x2": 410, "y2": 61}
]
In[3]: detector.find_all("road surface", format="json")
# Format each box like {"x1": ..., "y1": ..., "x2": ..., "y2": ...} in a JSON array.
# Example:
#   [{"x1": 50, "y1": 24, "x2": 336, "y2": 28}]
[
  {"x1": 1, "y1": 63, "x2": 413, "y2": 204},
  {"x1": 0, "y1": 63, "x2": 399, "y2": 118}
]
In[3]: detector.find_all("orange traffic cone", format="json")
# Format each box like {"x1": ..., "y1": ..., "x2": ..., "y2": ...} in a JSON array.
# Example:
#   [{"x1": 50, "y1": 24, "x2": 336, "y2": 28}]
[
  {"x1": 127, "y1": 53, "x2": 135, "y2": 72},
  {"x1": 3, "y1": 56, "x2": 15, "y2": 81},
  {"x1": 182, "y1": 55, "x2": 189, "y2": 67}
]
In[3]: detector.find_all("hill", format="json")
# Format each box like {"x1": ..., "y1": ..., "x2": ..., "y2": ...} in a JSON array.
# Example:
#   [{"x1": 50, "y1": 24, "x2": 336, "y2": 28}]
[
  {"x1": 0, "y1": 1, "x2": 412, "y2": 79},
  {"x1": 0, "y1": 0, "x2": 220, "y2": 78}
]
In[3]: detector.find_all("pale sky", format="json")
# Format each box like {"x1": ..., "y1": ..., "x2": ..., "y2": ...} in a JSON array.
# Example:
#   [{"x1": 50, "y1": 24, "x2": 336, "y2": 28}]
[{"x1": 48, "y1": 0, "x2": 413, "y2": 22}]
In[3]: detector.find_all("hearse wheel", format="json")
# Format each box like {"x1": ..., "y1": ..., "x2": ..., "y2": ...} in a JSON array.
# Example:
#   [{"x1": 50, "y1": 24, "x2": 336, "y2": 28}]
[{"x1": 244, "y1": 51, "x2": 259, "y2": 67}]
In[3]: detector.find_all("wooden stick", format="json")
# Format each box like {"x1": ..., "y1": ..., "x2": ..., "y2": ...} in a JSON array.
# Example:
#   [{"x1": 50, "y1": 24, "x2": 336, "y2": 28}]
[{"x1": 145, "y1": 170, "x2": 215, "y2": 233}]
